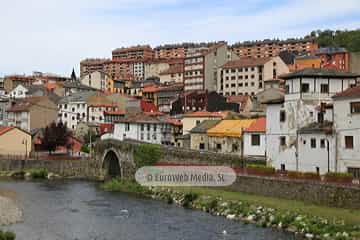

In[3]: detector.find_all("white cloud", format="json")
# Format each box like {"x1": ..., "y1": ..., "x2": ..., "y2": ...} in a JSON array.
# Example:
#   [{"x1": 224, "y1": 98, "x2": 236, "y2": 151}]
[{"x1": 0, "y1": 0, "x2": 359, "y2": 76}]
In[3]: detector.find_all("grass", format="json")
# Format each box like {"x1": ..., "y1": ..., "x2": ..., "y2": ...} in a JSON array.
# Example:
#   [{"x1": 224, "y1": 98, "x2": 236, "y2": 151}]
[{"x1": 173, "y1": 187, "x2": 360, "y2": 226}]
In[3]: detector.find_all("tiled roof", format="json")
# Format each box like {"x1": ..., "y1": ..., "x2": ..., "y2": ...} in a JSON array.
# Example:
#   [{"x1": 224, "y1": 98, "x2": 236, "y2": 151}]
[
  {"x1": 7, "y1": 96, "x2": 47, "y2": 112},
  {"x1": 227, "y1": 95, "x2": 249, "y2": 104},
  {"x1": 116, "y1": 113, "x2": 161, "y2": 124},
  {"x1": 104, "y1": 110, "x2": 126, "y2": 115},
  {"x1": 182, "y1": 111, "x2": 227, "y2": 118},
  {"x1": 244, "y1": 117, "x2": 266, "y2": 133},
  {"x1": 207, "y1": 119, "x2": 255, "y2": 137},
  {"x1": 221, "y1": 58, "x2": 271, "y2": 69},
  {"x1": 58, "y1": 92, "x2": 96, "y2": 104},
  {"x1": 333, "y1": 85, "x2": 360, "y2": 99},
  {"x1": 44, "y1": 82, "x2": 58, "y2": 90},
  {"x1": 280, "y1": 68, "x2": 359, "y2": 79},
  {"x1": 298, "y1": 121, "x2": 333, "y2": 134},
  {"x1": 0, "y1": 126, "x2": 15, "y2": 136},
  {"x1": 190, "y1": 120, "x2": 220, "y2": 134},
  {"x1": 87, "y1": 95, "x2": 116, "y2": 107},
  {"x1": 140, "y1": 99, "x2": 158, "y2": 112}
]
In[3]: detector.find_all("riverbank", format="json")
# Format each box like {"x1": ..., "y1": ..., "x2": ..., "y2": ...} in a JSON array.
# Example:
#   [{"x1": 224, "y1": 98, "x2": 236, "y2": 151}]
[
  {"x1": 102, "y1": 179, "x2": 360, "y2": 240},
  {"x1": 0, "y1": 188, "x2": 23, "y2": 228}
]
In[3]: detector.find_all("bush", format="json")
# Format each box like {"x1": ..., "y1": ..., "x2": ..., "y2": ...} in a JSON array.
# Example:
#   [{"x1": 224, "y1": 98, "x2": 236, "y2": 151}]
[
  {"x1": 30, "y1": 168, "x2": 48, "y2": 179},
  {"x1": 80, "y1": 145, "x2": 90, "y2": 154},
  {"x1": 182, "y1": 193, "x2": 198, "y2": 208},
  {"x1": 0, "y1": 230, "x2": 16, "y2": 240},
  {"x1": 134, "y1": 144, "x2": 162, "y2": 168},
  {"x1": 101, "y1": 179, "x2": 151, "y2": 195}
]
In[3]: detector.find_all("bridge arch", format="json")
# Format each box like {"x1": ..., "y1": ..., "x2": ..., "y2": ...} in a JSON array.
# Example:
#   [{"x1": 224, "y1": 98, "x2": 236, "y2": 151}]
[{"x1": 102, "y1": 148, "x2": 123, "y2": 178}]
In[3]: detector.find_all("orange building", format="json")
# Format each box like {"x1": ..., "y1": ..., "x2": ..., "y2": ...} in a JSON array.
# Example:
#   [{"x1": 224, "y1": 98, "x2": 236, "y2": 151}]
[
  {"x1": 293, "y1": 55, "x2": 322, "y2": 71},
  {"x1": 112, "y1": 45, "x2": 154, "y2": 61}
]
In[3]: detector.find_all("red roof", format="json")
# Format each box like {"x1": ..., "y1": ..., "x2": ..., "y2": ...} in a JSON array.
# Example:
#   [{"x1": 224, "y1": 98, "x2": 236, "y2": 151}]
[
  {"x1": 183, "y1": 111, "x2": 227, "y2": 118},
  {"x1": 244, "y1": 117, "x2": 266, "y2": 133},
  {"x1": 227, "y1": 95, "x2": 249, "y2": 104},
  {"x1": 142, "y1": 85, "x2": 159, "y2": 93},
  {"x1": 0, "y1": 126, "x2": 15, "y2": 136},
  {"x1": 100, "y1": 123, "x2": 114, "y2": 135},
  {"x1": 104, "y1": 110, "x2": 126, "y2": 115},
  {"x1": 7, "y1": 97, "x2": 46, "y2": 112},
  {"x1": 333, "y1": 85, "x2": 360, "y2": 99},
  {"x1": 140, "y1": 99, "x2": 158, "y2": 112},
  {"x1": 44, "y1": 82, "x2": 58, "y2": 90},
  {"x1": 221, "y1": 57, "x2": 271, "y2": 69}
]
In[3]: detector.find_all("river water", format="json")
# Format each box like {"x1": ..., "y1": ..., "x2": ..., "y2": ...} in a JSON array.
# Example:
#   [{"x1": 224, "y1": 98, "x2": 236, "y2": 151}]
[{"x1": 0, "y1": 180, "x2": 294, "y2": 240}]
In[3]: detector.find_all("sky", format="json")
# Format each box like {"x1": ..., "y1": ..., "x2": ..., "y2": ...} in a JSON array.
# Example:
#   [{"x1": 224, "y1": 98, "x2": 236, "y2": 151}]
[{"x1": 0, "y1": 0, "x2": 359, "y2": 77}]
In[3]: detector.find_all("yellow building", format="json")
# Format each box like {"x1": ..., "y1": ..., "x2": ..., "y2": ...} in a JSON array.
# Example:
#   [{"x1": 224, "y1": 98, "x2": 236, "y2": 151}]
[
  {"x1": 294, "y1": 56, "x2": 321, "y2": 71},
  {"x1": 0, "y1": 126, "x2": 31, "y2": 156},
  {"x1": 207, "y1": 119, "x2": 255, "y2": 155}
]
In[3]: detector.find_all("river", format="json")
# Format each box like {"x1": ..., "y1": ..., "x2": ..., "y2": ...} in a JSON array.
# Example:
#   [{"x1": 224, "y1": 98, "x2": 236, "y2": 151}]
[{"x1": 0, "y1": 180, "x2": 294, "y2": 240}]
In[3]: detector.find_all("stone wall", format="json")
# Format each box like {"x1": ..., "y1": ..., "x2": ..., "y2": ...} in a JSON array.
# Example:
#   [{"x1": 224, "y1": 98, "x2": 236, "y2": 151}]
[
  {"x1": 0, "y1": 159, "x2": 101, "y2": 179},
  {"x1": 231, "y1": 175, "x2": 360, "y2": 209}
]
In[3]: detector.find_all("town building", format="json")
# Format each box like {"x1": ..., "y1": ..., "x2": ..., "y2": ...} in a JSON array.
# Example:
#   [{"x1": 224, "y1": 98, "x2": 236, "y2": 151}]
[
  {"x1": 207, "y1": 119, "x2": 255, "y2": 155},
  {"x1": 217, "y1": 56, "x2": 289, "y2": 96},
  {"x1": 103, "y1": 60, "x2": 134, "y2": 81},
  {"x1": 155, "y1": 84, "x2": 183, "y2": 113},
  {"x1": 80, "y1": 71, "x2": 112, "y2": 91},
  {"x1": 332, "y1": 85, "x2": 360, "y2": 177},
  {"x1": 7, "y1": 96, "x2": 58, "y2": 132},
  {"x1": 102, "y1": 113, "x2": 181, "y2": 145},
  {"x1": 171, "y1": 91, "x2": 239, "y2": 115},
  {"x1": 80, "y1": 58, "x2": 110, "y2": 77},
  {"x1": 0, "y1": 126, "x2": 31, "y2": 156},
  {"x1": 154, "y1": 42, "x2": 222, "y2": 59},
  {"x1": 266, "y1": 68, "x2": 359, "y2": 174},
  {"x1": 243, "y1": 117, "x2": 266, "y2": 159},
  {"x1": 112, "y1": 45, "x2": 154, "y2": 61},
  {"x1": 315, "y1": 47, "x2": 350, "y2": 72},
  {"x1": 184, "y1": 42, "x2": 236, "y2": 91},
  {"x1": 181, "y1": 111, "x2": 226, "y2": 135},
  {"x1": 159, "y1": 64, "x2": 184, "y2": 84},
  {"x1": 231, "y1": 37, "x2": 318, "y2": 59},
  {"x1": 3, "y1": 75, "x2": 35, "y2": 94},
  {"x1": 87, "y1": 95, "x2": 118, "y2": 124},
  {"x1": 226, "y1": 95, "x2": 253, "y2": 114},
  {"x1": 8, "y1": 84, "x2": 29, "y2": 99},
  {"x1": 144, "y1": 60, "x2": 171, "y2": 79},
  {"x1": 189, "y1": 120, "x2": 220, "y2": 151},
  {"x1": 293, "y1": 55, "x2": 322, "y2": 71},
  {"x1": 0, "y1": 96, "x2": 10, "y2": 125},
  {"x1": 62, "y1": 79, "x2": 98, "y2": 96}
]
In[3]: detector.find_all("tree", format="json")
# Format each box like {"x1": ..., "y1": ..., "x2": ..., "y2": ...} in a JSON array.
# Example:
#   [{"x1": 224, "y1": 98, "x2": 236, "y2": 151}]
[
  {"x1": 83, "y1": 129, "x2": 97, "y2": 145},
  {"x1": 42, "y1": 121, "x2": 72, "y2": 154}
]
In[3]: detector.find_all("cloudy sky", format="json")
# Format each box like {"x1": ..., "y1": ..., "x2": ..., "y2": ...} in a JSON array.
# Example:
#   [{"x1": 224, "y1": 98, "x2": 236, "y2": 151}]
[{"x1": 1, "y1": 0, "x2": 359, "y2": 77}]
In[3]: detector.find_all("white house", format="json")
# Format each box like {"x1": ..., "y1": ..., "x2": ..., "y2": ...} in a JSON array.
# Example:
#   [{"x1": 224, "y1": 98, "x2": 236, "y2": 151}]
[
  {"x1": 243, "y1": 117, "x2": 266, "y2": 159},
  {"x1": 333, "y1": 85, "x2": 360, "y2": 177},
  {"x1": 102, "y1": 113, "x2": 180, "y2": 145},
  {"x1": 266, "y1": 68, "x2": 359, "y2": 174},
  {"x1": 8, "y1": 84, "x2": 28, "y2": 99}
]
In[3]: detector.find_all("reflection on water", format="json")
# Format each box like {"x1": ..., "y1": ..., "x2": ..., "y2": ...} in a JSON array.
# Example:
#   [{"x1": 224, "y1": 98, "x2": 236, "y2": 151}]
[{"x1": 0, "y1": 180, "x2": 294, "y2": 240}]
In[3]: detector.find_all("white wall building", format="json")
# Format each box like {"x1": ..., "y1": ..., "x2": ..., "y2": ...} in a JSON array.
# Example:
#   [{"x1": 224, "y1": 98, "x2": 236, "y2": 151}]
[
  {"x1": 333, "y1": 86, "x2": 360, "y2": 177},
  {"x1": 266, "y1": 68, "x2": 359, "y2": 174},
  {"x1": 80, "y1": 71, "x2": 111, "y2": 91},
  {"x1": 243, "y1": 117, "x2": 266, "y2": 158},
  {"x1": 8, "y1": 84, "x2": 28, "y2": 99}
]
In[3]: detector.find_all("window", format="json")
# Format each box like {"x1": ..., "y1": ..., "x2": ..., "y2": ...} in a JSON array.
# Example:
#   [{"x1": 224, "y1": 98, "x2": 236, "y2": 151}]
[
  {"x1": 350, "y1": 102, "x2": 360, "y2": 114},
  {"x1": 125, "y1": 123, "x2": 130, "y2": 131},
  {"x1": 311, "y1": 138, "x2": 316, "y2": 148},
  {"x1": 196, "y1": 120, "x2": 201, "y2": 125},
  {"x1": 216, "y1": 143, "x2": 222, "y2": 150},
  {"x1": 285, "y1": 85, "x2": 290, "y2": 94},
  {"x1": 320, "y1": 84, "x2": 329, "y2": 93},
  {"x1": 345, "y1": 136, "x2": 354, "y2": 149},
  {"x1": 251, "y1": 134, "x2": 260, "y2": 146},
  {"x1": 141, "y1": 124, "x2": 144, "y2": 131},
  {"x1": 301, "y1": 83, "x2": 310, "y2": 93},
  {"x1": 140, "y1": 133, "x2": 144, "y2": 140},
  {"x1": 199, "y1": 143, "x2": 205, "y2": 150},
  {"x1": 153, "y1": 125, "x2": 157, "y2": 131},
  {"x1": 147, "y1": 124, "x2": 150, "y2": 131},
  {"x1": 232, "y1": 144, "x2": 238, "y2": 152},
  {"x1": 320, "y1": 139, "x2": 326, "y2": 148},
  {"x1": 281, "y1": 164, "x2": 286, "y2": 171},
  {"x1": 280, "y1": 136, "x2": 286, "y2": 146},
  {"x1": 147, "y1": 133, "x2": 150, "y2": 140},
  {"x1": 280, "y1": 110, "x2": 286, "y2": 122},
  {"x1": 348, "y1": 167, "x2": 360, "y2": 178}
]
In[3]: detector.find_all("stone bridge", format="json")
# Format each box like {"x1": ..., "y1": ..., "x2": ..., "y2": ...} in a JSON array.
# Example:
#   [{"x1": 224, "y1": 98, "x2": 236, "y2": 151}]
[{"x1": 94, "y1": 139, "x2": 261, "y2": 179}]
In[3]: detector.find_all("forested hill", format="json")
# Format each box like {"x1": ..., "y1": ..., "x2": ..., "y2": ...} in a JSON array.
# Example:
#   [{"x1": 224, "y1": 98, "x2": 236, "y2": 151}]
[{"x1": 309, "y1": 29, "x2": 360, "y2": 52}]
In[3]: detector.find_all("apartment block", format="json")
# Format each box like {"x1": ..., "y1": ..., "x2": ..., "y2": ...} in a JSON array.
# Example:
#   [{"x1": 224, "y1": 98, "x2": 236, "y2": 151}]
[
  {"x1": 184, "y1": 42, "x2": 233, "y2": 92},
  {"x1": 217, "y1": 56, "x2": 289, "y2": 96},
  {"x1": 80, "y1": 58, "x2": 109, "y2": 77},
  {"x1": 315, "y1": 47, "x2": 350, "y2": 72},
  {"x1": 112, "y1": 45, "x2": 154, "y2": 61},
  {"x1": 154, "y1": 42, "x2": 223, "y2": 59},
  {"x1": 231, "y1": 37, "x2": 318, "y2": 59}
]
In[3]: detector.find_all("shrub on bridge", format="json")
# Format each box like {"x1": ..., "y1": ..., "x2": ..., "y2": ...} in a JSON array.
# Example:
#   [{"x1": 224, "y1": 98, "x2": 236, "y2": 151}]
[
  {"x1": 134, "y1": 144, "x2": 162, "y2": 168},
  {"x1": 0, "y1": 230, "x2": 16, "y2": 240}
]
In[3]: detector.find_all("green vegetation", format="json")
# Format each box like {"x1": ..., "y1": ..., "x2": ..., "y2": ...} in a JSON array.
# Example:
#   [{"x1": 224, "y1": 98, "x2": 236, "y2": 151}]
[
  {"x1": 0, "y1": 230, "x2": 16, "y2": 240},
  {"x1": 29, "y1": 168, "x2": 48, "y2": 179},
  {"x1": 310, "y1": 29, "x2": 360, "y2": 52},
  {"x1": 246, "y1": 164, "x2": 275, "y2": 173},
  {"x1": 134, "y1": 144, "x2": 162, "y2": 168},
  {"x1": 325, "y1": 172, "x2": 352, "y2": 178},
  {"x1": 80, "y1": 145, "x2": 90, "y2": 154},
  {"x1": 42, "y1": 121, "x2": 72, "y2": 154},
  {"x1": 101, "y1": 178, "x2": 151, "y2": 195}
]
